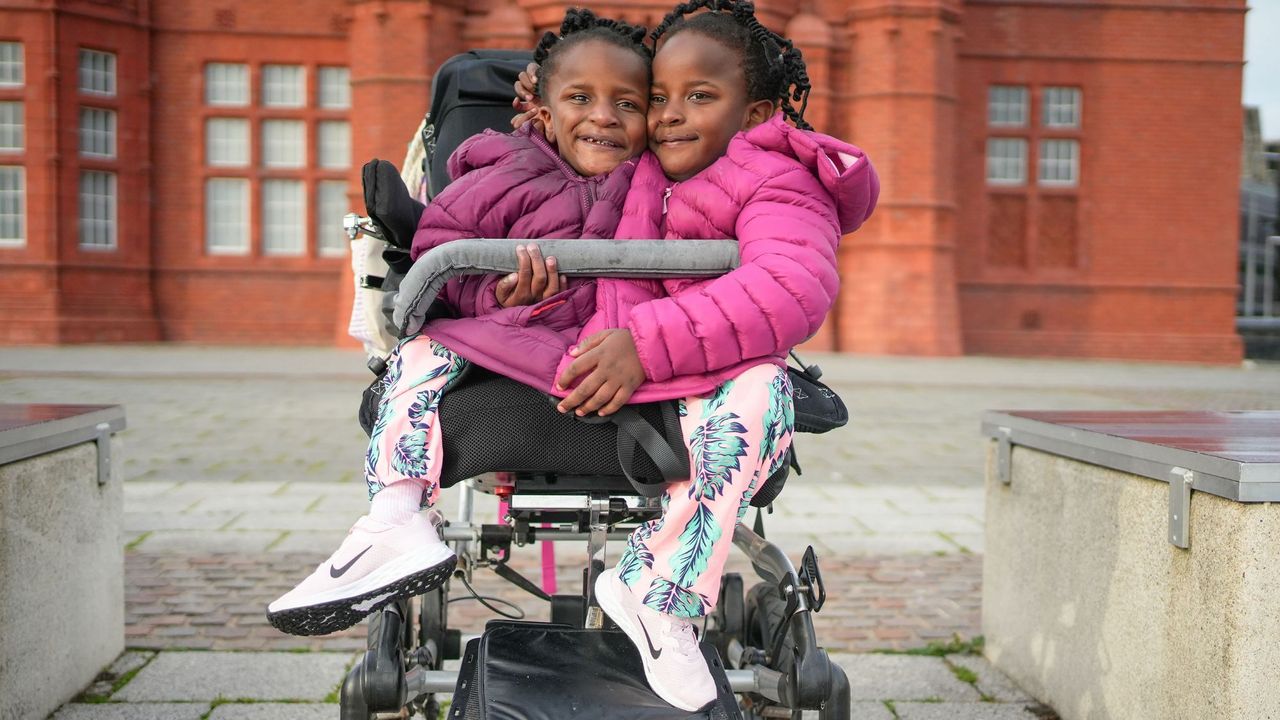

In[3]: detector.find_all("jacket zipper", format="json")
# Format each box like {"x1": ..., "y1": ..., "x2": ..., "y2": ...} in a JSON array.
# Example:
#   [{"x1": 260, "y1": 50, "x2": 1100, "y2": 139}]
[{"x1": 662, "y1": 186, "x2": 674, "y2": 215}]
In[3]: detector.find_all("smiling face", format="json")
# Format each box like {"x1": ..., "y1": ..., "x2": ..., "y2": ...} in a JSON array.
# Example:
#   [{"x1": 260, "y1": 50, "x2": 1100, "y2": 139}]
[
  {"x1": 648, "y1": 31, "x2": 776, "y2": 181},
  {"x1": 536, "y1": 40, "x2": 650, "y2": 177}
]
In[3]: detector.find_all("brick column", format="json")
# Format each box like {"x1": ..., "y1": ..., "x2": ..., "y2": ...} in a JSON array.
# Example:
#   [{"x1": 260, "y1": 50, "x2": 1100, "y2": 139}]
[
  {"x1": 836, "y1": 0, "x2": 962, "y2": 355},
  {"x1": 336, "y1": 0, "x2": 436, "y2": 346}
]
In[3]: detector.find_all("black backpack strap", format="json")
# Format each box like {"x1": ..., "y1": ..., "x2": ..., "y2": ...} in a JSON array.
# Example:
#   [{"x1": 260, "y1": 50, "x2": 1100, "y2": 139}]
[{"x1": 611, "y1": 402, "x2": 688, "y2": 497}]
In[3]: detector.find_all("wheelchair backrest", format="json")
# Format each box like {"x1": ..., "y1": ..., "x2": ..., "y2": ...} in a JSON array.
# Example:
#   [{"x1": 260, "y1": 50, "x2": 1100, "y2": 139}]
[{"x1": 424, "y1": 49, "x2": 535, "y2": 199}]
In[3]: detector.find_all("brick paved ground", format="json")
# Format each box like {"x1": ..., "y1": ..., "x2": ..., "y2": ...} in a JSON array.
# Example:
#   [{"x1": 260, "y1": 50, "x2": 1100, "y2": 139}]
[{"x1": 5, "y1": 346, "x2": 1277, "y2": 718}]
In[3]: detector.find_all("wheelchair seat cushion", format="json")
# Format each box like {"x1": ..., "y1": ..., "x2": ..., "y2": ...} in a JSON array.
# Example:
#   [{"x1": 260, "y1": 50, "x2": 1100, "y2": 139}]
[
  {"x1": 449, "y1": 621, "x2": 742, "y2": 720},
  {"x1": 436, "y1": 367, "x2": 677, "y2": 489}
]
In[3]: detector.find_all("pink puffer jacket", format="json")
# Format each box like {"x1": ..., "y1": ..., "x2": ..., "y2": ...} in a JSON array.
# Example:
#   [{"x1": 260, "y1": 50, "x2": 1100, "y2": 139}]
[{"x1": 423, "y1": 114, "x2": 878, "y2": 403}]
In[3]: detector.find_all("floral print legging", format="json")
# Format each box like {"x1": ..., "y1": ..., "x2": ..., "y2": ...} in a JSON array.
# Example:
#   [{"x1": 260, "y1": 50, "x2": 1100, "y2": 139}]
[{"x1": 366, "y1": 334, "x2": 795, "y2": 619}]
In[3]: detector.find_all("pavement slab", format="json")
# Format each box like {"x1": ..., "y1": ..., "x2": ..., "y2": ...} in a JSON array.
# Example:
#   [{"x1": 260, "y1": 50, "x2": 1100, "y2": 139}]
[
  {"x1": 834, "y1": 654, "x2": 982, "y2": 702},
  {"x1": 206, "y1": 703, "x2": 339, "y2": 719},
  {"x1": 113, "y1": 652, "x2": 355, "y2": 702},
  {"x1": 947, "y1": 656, "x2": 1033, "y2": 703},
  {"x1": 51, "y1": 703, "x2": 211, "y2": 720},
  {"x1": 893, "y1": 702, "x2": 1040, "y2": 719}
]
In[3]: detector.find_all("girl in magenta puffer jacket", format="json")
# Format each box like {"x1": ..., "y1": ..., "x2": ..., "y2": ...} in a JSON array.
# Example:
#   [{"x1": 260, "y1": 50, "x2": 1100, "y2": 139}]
[
  {"x1": 267, "y1": 9, "x2": 655, "y2": 637},
  {"x1": 573, "y1": 2, "x2": 877, "y2": 710}
]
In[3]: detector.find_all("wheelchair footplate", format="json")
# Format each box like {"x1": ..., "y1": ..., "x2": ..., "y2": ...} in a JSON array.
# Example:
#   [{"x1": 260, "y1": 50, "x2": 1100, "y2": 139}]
[{"x1": 448, "y1": 620, "x2": 743, "y2": 720}]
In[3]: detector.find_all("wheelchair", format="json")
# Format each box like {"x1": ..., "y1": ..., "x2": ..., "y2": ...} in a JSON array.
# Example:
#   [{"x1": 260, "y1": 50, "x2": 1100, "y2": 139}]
[{"x1": 336, "y1": 50, "x2": 852, "y2": 720}]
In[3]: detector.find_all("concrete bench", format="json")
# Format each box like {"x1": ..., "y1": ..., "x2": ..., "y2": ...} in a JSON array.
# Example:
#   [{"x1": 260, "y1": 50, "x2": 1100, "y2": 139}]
[
  {"x1": 0, "y1": 404, "x2": 126, "y2": 720},
  {"x1": 980, "y1": 411, "x2": 1280, "y2": 720}
]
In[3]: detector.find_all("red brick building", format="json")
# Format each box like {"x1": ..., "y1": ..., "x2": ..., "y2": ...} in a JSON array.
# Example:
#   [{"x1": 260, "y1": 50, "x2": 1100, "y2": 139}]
[{"x1": 0, "y1": 0, "x2": 1247, "y2": 362}]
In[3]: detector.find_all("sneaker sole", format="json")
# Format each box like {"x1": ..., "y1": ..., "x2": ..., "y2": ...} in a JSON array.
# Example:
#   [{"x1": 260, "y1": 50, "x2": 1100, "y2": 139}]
[
  {"x1": 594, "y1": 569, "x2": 707, "y2": 712},
  {"x1": 267, "y1": 553, "x2": 456, "y2": 636}
]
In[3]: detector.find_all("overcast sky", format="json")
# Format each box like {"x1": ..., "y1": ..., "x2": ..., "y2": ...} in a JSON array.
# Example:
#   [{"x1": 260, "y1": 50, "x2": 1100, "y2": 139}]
[{"x1": 1245, "y1": 2, "x2": 1280, "y2": 140}]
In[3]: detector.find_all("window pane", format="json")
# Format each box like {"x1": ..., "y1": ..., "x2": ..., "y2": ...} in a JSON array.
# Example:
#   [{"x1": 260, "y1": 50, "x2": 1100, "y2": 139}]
[
  {"x1": 1044, "y1": 87, "x2": 1082, "y2": 128},
  {"x1": 0, "y1": 42, "x2": 23, "y2": 87},
  {"x1": 79, "y1": 170, "x2": 117, "y2": 249},
  {"x1": 318, "y1": 121, "x2": 350, "y2": 169},
  {"x1": 988, "y1": 86, "x2": 1027, "y2": 127},
  {"x1": 0, "y1": 166, "x2": 24, "y2": 245},
  {"x1": 262, "y1": 65, "x2": 305, "y2": 108},
  {"x1": 1038, "y1": 139, "x2": 1079, "y2": 186},
  {"x1": 205, "y1": 63, "x2": 249, "y2": 106},
  {"x1": 78, "y1": 49, "x2": 117, "y2": 95},
  {"x1": 206, "y1": 118, "x2": 249, "y2": 167},
  {"x1": 986, "y1": 138, "x2": 1027, "y2": 185},
  {"x1": 79, "y1": 108, "x2": 117, "y2": 158},
  {"x1": 262, "y1": 179, "x2": 305, "y2": 255},
  {"x1": 318, "y1": 67, "x2": 350, "y2": 109},
  {"x1": 262, "y1": 120, "x2": 305, "y2": 168},
  {"x1": 205, "y1": 178, "x2": 249, "y2": 254},
  {"x1": 317, "y1": 181, "x2": 349, "y2": 256},
  {"x1": 0, "y1": 102, "x2": 22, "y2": 151}
]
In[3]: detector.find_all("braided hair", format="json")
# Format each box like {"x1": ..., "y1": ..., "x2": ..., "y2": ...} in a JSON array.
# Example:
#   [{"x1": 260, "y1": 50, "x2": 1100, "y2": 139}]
[
  {"x1": 649, "y1": 0, "x2": 812, "y2": 130},
  {"x1": 533, "y1": 8, "x2": 651, "y2": 98}
]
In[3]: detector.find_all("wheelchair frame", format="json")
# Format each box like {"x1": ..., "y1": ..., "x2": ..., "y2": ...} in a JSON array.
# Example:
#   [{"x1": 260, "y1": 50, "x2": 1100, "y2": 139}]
[{"x1": 337, "y1": 472, "x2": 851, "y2": 720}]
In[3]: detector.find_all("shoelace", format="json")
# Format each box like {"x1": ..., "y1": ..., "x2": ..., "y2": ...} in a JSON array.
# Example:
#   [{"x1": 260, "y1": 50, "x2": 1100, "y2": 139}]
[{"x1": 659, "y1": 616, "x2": 699, "y2": 656}]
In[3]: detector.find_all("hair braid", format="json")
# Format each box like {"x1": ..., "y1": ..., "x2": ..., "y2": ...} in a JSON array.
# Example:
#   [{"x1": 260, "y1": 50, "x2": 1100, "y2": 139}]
[
  {"x1": 534, "y1": 8, "x2": 651, "y2": 98},
  {"x1": 649, "y1": 0, "x2": 813, "y2": 130}
]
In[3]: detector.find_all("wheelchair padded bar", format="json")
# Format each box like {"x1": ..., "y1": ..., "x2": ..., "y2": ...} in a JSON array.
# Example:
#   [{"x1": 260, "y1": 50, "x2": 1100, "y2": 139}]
[{"x1": 394, "y1": 239, "x2": 740, "y2": 336}]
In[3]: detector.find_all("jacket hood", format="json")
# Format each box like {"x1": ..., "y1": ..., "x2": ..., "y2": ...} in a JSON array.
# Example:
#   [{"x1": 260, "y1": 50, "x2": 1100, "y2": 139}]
[{"x1": 741, "y1": 114, "x2": 879, "y2": 234}]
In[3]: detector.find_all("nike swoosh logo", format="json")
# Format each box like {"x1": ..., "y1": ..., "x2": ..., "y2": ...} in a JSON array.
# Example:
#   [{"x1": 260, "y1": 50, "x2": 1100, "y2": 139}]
[
  {"x1": 639, "y1": 615, "x2": 662, "y2": 660},
  {"x1": 330, "y1": 545, "x2": 373, "y2": 578}
]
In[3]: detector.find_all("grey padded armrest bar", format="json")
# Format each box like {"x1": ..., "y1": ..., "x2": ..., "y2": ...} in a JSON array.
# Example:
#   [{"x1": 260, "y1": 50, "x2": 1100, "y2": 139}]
[{"x1": 394, "y1": 239, "x2": 740, "y2": 336}]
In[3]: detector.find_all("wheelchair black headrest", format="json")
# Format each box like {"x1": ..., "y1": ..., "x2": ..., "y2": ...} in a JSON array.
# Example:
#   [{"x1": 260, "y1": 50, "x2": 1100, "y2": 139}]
[{"x1": 425, "y1": 49, "x2": 535, "y2": 199}]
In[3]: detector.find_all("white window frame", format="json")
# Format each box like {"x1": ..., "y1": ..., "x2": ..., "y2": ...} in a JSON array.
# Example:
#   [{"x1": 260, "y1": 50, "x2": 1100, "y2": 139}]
[
  {"x1": 316, "y1": 180, "x2": 349, "y2": 257},
  {"x1": 317, "y1": 121, "x2": 350, "y2": 169},
  {"x1": 986, "y1": 138, "x2": 1027, "y2": 186},
  {"x1": 79, "y1": 170, "x2": 117, "y2": 250},
  {"x1": 78, "y1": 49, "x2": 117, "y2": 96},
  {"x1": 1044, "y1": 87, "x2": 1082, "y2": 128},
  {"x1": 0, "y1": 165, "x2": 25, "y2": 246},
  {"x1": 318, "y1": 67, "x2": 350, "y2": 109},
  {"x1": 79, "y1": 107, "x2": 117, "y2": 158},
  {"x1": 262, "y1": 179, "x2": 306, "y2": 256},
  {"x1": 0, "y1": 101, "x2": 23, "y2": 152},
  {"x1": 262, "y1": 119, "x2": 306, "y2": 168},
  {"x1": 262, "y1": 64, "x2": 305, "y2": 108},
  {"x1": 988, "y1": 85, "x2": 1028, "y2": 127},
  {"x1": 205, "y1": 63, "x2": 249, "y2": 106},
  {"x1": 0, "y1": 42, "x2": 23, "y2": 88},
  {"x1": 205, "y1": 118, "x2": 249, "y2": 167},
  {"x1": 1038, "y1": 139, "x2": 1079, "y2": 187},
  {"x1": 205, "y1": 178, "x2": 250, "y2": 255}
]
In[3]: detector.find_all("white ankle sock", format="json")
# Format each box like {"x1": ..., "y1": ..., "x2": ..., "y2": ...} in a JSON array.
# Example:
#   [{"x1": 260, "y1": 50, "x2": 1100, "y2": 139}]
[{"x1": 370, "y1": 480, "x2": 427, "y2": 525}]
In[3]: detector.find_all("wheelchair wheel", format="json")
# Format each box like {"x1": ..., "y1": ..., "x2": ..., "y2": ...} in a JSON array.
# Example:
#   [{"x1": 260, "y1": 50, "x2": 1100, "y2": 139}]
[{"x1": 740, "y1": 582, "x2": 797, "y2": 719}]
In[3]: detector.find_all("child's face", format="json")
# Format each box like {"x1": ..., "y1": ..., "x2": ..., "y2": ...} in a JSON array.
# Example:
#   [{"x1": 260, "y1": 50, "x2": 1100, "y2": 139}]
[
  {"x1": 537, "y1": 41, "x2": 649, "y2": 177},
  {"x1": 648, "y1": 32, "x2": 775, "y2": 181}
]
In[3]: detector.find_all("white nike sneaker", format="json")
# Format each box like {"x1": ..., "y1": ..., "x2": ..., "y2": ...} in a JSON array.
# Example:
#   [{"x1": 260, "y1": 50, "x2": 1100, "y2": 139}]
[
  {"x1": 267, "y1": 512, "x2": 455, "y2": 636},
  {"x1": 594, "y1": 567, "x2": 719, "y2": 712}
]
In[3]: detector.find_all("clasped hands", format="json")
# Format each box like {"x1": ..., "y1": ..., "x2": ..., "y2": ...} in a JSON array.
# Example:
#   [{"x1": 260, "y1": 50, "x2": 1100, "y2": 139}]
[{"x1": 495, "y1": 244, "x2": 645, "y2": 417}]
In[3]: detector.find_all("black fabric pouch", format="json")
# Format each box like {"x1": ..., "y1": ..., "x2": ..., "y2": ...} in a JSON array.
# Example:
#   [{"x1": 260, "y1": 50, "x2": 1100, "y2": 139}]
[{"x1": 787, "y1": 366, "x2": 848, "y2": 434}]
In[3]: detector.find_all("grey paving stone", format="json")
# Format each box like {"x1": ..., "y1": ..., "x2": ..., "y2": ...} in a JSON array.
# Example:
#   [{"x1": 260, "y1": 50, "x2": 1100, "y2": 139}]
[
  {"x1": 207, "y1": 703, "x2": 338, "y2": 719},
  {"x1": 894, "y1": 702, "x2": 1037, "y2": 719},
  {"x1": 831, "y1": 654, "x2": 981, "y2": 702},
  {"x1": 134, "y1": 530, "x2": 283, "y2": 553},
  {"x1": 114, "y1": 652, "x2": 355, "y2": 702},
  {"x1": 52, "y1": 703, "x2": 211, "y2": 720},
  {"x1": 947, "y1": 655, "x2": 1032, "y2": 703},
  {"x1": 107, "y1": 650, "x2": 157, "y2": 680},
  {"x1": 857, "y1": 514, "x2": 984, "y2": 534},
  {"x1": 125, "y1": 511, "x2": 243, "y2": 532},
  {"x1": 799, "y1": 702, "x2": 896, "y2": 719},
  {"x1": 267, "y1": 530, "x2": 350, "y2": 554},
  {"x1": 230, "y1": 511, "x2": 360, "y2": 532},
  {"x1": 831, "y1": 533, "x2": 957, "y2": 555}
]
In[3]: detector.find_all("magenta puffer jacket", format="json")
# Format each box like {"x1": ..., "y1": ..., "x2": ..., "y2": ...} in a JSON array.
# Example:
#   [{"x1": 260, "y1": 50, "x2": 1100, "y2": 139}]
[
  {"x1": 409, "y1": 123, "x2": 634, "y2": 317},
  {"x1": 423, "y1": 114, "x2": 878, "y2": 403}
]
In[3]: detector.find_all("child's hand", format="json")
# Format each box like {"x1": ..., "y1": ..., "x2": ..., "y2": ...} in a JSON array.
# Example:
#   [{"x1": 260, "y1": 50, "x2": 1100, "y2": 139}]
[
  {"x1": 496, "y1": 244, "x2": 566, "y2": 308},
  {"x1": 510, "y1": 63, "x2": 542, "y2": 130},
  {"x1": 555, "y1": 329, "x2": 646, "y2": 417}
]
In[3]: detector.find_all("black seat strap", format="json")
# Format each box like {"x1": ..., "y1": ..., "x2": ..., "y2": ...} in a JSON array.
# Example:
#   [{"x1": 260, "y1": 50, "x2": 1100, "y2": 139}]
[{"x1": 611, "y1": 403, "x2": 688, "y2": 497}]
